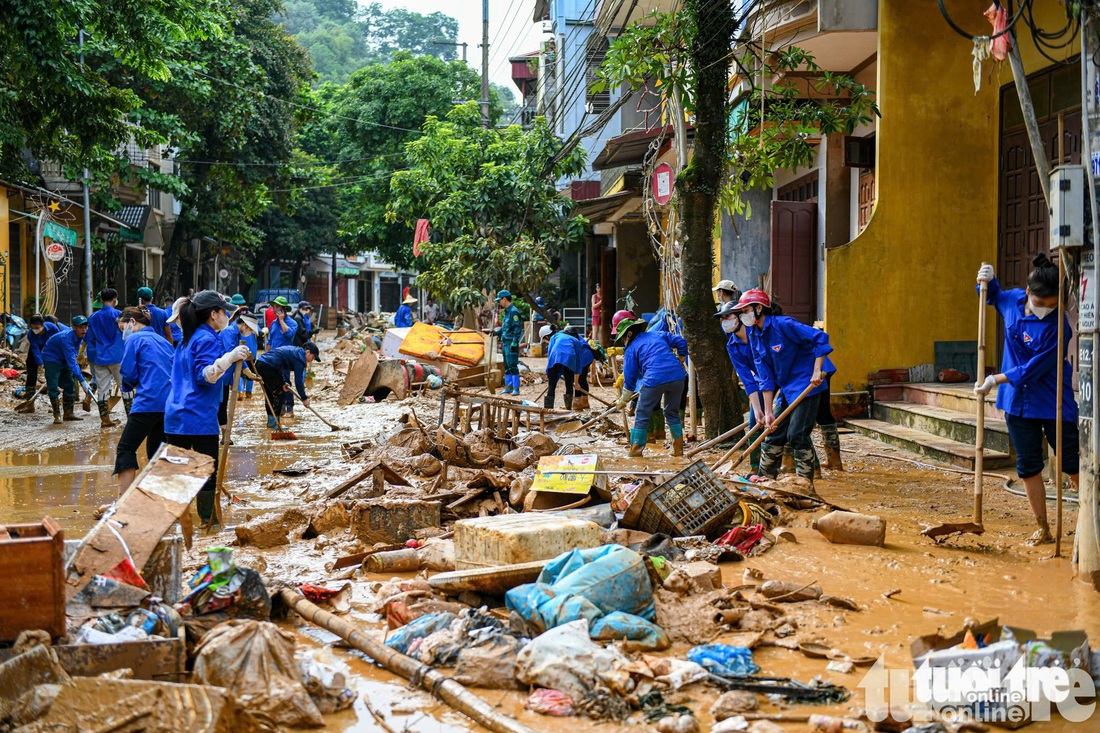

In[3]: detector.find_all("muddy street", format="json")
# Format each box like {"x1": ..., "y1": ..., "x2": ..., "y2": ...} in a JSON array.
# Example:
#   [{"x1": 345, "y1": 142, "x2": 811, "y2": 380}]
[{"x1": 1, "y1": 345, "x2": 1096, "y2": 733}]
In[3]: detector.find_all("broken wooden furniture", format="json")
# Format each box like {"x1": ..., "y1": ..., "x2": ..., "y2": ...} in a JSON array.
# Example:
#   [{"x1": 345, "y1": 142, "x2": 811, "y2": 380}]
[
  {"x1": 0, "y1": 517, "x2": 64, "y2": 641},
  {"x1": 441, "y1": 389, "x2": 569, "y2": 435}
]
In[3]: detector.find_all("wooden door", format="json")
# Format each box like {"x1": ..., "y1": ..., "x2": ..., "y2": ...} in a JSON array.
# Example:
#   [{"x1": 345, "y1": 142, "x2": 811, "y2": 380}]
[{"x1": 770, "y1": 201, "x2": 818, "y2": 325}]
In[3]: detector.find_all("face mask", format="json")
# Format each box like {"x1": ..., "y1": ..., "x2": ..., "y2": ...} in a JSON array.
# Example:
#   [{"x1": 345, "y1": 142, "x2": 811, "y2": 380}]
[
  {"x1": 720, "y1": 318, "x2": 738, "y2": 334},
  {"x1": 31, "y1": 327, "x2": 43, "y2": 335},
  {"x1": 739, "y1": 311, "x2": 757, "y2": 328},
  {"x1": 122, "y1": 325, "x2": 134, "y2": 341},
  {"x1": 1029, "y1": 300, "x2": 1054, "y2": 319}
]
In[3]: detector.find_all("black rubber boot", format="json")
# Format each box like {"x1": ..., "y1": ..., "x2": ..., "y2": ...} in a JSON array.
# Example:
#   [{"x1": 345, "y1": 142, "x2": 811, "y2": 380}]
[
  {"x1": 195, "y1": 489, "x2": 215, "y2": 524},
  {"x1": 51, "y1": 397, "x2": 62, "y2": 425}
]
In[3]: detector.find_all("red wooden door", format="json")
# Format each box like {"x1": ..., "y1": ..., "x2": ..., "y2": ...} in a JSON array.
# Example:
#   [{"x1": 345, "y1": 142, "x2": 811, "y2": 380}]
[{"x1": 770, "y1": 201, "x2": 818, "y2": 324}]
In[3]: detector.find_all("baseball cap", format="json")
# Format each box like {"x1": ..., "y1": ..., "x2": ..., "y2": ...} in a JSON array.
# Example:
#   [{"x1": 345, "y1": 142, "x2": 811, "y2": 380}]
[
  {"x1": 712, "y1": 279, "x2": 737, "y2": 292},
  {"x1": 137, "y1": 287, "x2": 154, "y2": 301},
  {"x1": 495, "y1": 290, "x2": 512, "y2": 302},
  {"x1": 297, "y1": 300, "x2": 312, "y2": 310},
  {"x1": 191, "y1": 290, "x2": 238, "y2": 314},
  {"x1": 303, "y1": 342, "x2": 320, "y2": 361},
  {"x1": 71, "y1": 315, "x2": 89, "y2": 327}
]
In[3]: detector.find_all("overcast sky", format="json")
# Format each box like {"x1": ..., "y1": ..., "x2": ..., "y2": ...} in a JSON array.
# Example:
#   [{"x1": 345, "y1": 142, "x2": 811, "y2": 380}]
[{"x1": 368, "y1": 0, "x2": 544, "y2": 92}]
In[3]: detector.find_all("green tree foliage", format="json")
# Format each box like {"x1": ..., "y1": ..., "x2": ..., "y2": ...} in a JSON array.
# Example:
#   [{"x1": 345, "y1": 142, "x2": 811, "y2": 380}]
[
  {"x1": 387, "y1": 103, "x2": 587, "y2": 311},
  {"x1": 279, "y1": 0, "x2": 459, "y2": 84},
  {"x1": 0, "y1": 0, "x2": 221, "y2": 180},
  {"x1": 326, "y1": 53, "x2": 498, "y2": 270}
]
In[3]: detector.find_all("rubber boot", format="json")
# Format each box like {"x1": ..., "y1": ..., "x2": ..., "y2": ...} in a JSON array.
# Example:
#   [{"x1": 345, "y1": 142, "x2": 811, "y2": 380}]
[
  {"x1": 671, "y1": 424, "x2": 684, "y2": 457},
  {"x1": 821, "y1": 424, "x2": 844, "y2": 470},
  {"x1": 512, "y1": 375, "x2": 521, "y2": 395},
  {"x1": 195, "y1": 489, "x2": 215, "y2": 524},
  {"x1": 749, "y1": 441, "x2": 762, "y2": 475},
  {"x1": 781, "y1": 446, "x2": 795, "y2": 473},
  {"x1": 793, "y1": 447, "x2": 820, "y2": 494},
  {"x1": 50, "y1": 397, "x2": 62, "y2": 425},
  {"x1": 543, "y1": 393, "x2": 554, "y2": 410},
  {"x1": 123, "y1": 395, "x2": 133, "y2": 416},
  {"x1": 628, "y1": 429, "x2": 647, "y2": 457},
  {"x1": 759, "y1": 442, "x2": 784, "y2": 479},
  {"x1": 63, "y1": 397, "x2": 82, "y2": 421},
  {"x1": 97, "y1": 401, "x2": 119, "y2": 428},
  {"x1": 563, "y1": 394, "x2": 572, "y2": 411},
  {"x1": 267, "y1": 413, "x2": 277, "y2": 429},
  {"x1": 814, "y1": 447, "x2": 823, "y2": 480}
]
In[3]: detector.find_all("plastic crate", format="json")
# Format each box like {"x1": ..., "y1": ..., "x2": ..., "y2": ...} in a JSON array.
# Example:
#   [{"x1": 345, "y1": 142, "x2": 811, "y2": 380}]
[{"x1": 637, "y1": 461, "x2": 738, "y2": 539}]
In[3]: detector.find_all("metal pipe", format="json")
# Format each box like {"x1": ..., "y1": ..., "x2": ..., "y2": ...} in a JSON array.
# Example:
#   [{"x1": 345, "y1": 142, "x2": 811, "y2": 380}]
[{"x1": 80, "y1": 29, "x2": 93, "y2": 315}]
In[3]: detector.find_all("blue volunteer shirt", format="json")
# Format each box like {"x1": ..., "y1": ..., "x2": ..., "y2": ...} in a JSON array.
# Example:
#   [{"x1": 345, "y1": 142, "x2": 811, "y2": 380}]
[
  {"x1": 749, "y1": 315, "x2": 835, "y2": 399},
  {"x1": 268, "y1": 315, "x2": 298, "y2": 349},
  {"x1": 258, "y1": 346, "x2": 308, "y2": 399},
  {"x1": 726, "y1": 332, "x2": 760, "y2": 396},
  {"x1": 394, "y1": 304, "x2": 413, "y2": 328},
  {"x1": 574, "y1": 334, "x2": 595, "y2": 370},
  {"x1": 120, "y1": 327, "x2": 174, "y2": 413},
  {"x1": 217, "y1": 326, "x2": 246, "y2": 386},
  {"x1": 164, "y1": 324, "x2": 224, "y2": 436},
  {"x1": 144, "y1": 303, "x2": 170, "y2": 342},
  {"x1": 27, "y1": 322, "x2": 61, "y2": 365},
  {"x1": 170, "y1": 322, "x2": 182, "y2": 344},
  {"x1": 983, "y1": 278, "x2": 1078, "y2": 421},
  {"x1": 41, "y1": 328, "x2": 85, "y2": 378},
  {"x1": 87, "y1": 305, "x2": 124, "y2": 365},
  {"x1": 622, "y1": 331, "x2": 688, "y2": 392},
  {"x1": 546, "y1": 331, "x2": 581, "y2": 373}
]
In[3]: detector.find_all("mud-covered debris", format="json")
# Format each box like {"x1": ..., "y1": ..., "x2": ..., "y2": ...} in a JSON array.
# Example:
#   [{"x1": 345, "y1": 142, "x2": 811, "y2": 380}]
[
  {"x1": 235, "y1": 507, "x2": 309, "y2": 549},
  {"x1": 411, "y1": 453, "x2": 442, "y2": 477},
  {"x1": 387, "y1": 426, "x2": 431, "y2": 454},
  {"x1": 502, "y1": 446, "x2": 536, "y2": 472},
  {"x1": 350, "y1": 498, "x2": 441, "y2": 544},
  {"x1": 662, "y1": 561, "x2": 722, "y2": 595},
  {"x1": 758, "y1": 580, "x2": 822, "y2": 602},
  {"x1": 710, "y1": 690, "x2": 759, "y2": 719},
  {"x1": 513, "y1": 431, "x2": 559, "y2": 459},
  {"x1": 303, "y1": 502, "x2": 348, "y2": 539},
  {"x1": 508, "y1": 476, "x2": 533, "y2": 508}
]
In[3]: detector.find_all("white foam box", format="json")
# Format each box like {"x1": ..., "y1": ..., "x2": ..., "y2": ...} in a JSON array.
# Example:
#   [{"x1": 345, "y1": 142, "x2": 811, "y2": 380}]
[{"x1": 454, "y1": 513, "x2": 601, "y2": 571}]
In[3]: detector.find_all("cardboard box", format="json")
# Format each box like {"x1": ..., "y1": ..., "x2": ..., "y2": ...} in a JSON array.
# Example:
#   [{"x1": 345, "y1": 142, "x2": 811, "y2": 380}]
[{"x1": 530, "y1": 455, "x2": 608, "y2": 496}]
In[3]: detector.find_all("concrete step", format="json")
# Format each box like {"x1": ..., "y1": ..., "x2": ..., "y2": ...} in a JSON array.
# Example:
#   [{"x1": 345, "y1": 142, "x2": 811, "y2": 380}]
[
  {"x1": 871, "y1": 401, "x2": 1013, "y2": 455},
  {"x1": 873, "y1": 383, "x2": 1004, "y2": 420},
  {"x1": 845, "y1": 418, "x2": 1014, "y2": 470}
]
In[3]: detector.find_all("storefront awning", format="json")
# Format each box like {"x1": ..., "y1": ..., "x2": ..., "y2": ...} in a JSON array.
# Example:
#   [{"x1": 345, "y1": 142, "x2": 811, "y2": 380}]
[
  {"x1": 309, "y1": 256, "x2": 357, "y2": 275},
  {"x1": 573, "y1": 190, "x2": 639, "y2": 221},
  {"x1": 591, "y1": 125, "x2": 694, "y2": 171}
]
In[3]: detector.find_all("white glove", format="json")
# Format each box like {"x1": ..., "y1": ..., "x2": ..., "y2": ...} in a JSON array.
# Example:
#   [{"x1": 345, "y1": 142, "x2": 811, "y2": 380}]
[
  {"x1": 205, "y1": 346, "x2": 249, "y2": 384},
  {"x1": 231, "y1": 344, "x2": 251, "y2": 363},
  {"x1": 977, "y1": 264, "x2": 994, "y2": 283},
  {"x1": 974, "y1": 375, "x2": 997, "y2": 396}
]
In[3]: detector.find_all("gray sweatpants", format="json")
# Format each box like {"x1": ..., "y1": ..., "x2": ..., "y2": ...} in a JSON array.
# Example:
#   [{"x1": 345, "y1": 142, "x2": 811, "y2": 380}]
[{"x1": 93, "y1": 363, "x2": 122, "y2": 402}]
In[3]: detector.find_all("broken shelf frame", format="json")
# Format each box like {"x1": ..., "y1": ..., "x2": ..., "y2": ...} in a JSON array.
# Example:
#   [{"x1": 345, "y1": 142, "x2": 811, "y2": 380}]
[{"x1": 441, "y1": 388, "x2": 570, "y2": 435}]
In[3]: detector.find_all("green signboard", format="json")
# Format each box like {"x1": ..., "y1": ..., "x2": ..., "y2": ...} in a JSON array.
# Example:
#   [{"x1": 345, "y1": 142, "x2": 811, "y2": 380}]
[
  {"x1": 120, "y1": 226, "x2": 144, "y2": 243},
  {"x1": 43, "y1": 220, "x2": 77, "y2": 248},
  {"x1": 336, "y1": 266, "x2": 359, "y2": 276}
]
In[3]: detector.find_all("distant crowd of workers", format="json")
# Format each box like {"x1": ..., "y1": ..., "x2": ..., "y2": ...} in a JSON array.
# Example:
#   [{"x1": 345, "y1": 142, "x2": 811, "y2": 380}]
[{"x1": 24, "y1": 288, "x2": 320, "y2": 522}]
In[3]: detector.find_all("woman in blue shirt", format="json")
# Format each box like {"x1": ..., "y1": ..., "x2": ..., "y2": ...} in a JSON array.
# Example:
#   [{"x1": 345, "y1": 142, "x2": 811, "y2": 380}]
[
  {"x1": 217, "y1": 313, "x2": 258, "y2": 429},
  {"x1": 164, "y1": 291, "x2": 250, "y2": 522},
  {"x1": 613, "y1": 316, "x2": 689, "y2": 457},
  {"x1": 541, "y1": 325, "x2": 580, "y2": 409},
  {"x1": 25, "y1": 314, "x2": 61, "y2": 404},
  {"x1": 975, "y1": 255, "x2": 1077, "y2": 545},
  {"x1": 715, "y1": 300, "x2": 764, "y2": 473},
  {"x1": 115, "y1": 307, "x2": 174, "y2": 494},
  {"x1": 732, "y1": 289, "x2": 835, "y2": 487}
]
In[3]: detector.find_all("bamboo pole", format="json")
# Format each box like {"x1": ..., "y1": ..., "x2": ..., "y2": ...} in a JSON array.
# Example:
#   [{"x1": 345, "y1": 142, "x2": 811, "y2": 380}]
[
  {"x1": 1056, "y1": 253, "x2": 1065, "y2": 557},
  {"x1": 710, "y1": 422, "x2": 763, "y2": 471},
  {"x1": 974, "y1": 275, "x2": 988, "y2": 526},
  {"x1": 731, "y1": 383, "x2": 817, "y2": 470},
  {"x1": 209, "y1": 362, "x2": 243, "y2": 528},
  {"x1": 278, "y1": 590, "x2": 535, "y2": 733}
]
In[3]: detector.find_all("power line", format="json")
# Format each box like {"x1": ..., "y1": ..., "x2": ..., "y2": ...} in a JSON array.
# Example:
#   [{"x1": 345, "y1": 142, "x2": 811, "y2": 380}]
[
  {"x1": 486, "y1": 0, "x2": 527, "y2": 74},
  {"x1": 173, "y1": 151, "x2": 408, "y2": 168},
  {"x1": 193, "y1": 70, "x2": 423, "y2": 135}
]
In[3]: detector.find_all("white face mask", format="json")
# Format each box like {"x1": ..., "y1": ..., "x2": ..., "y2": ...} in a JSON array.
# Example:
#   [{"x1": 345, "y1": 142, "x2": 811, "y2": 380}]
[
  {"x1": 122, "y1": 324, "x2": 135, "y2": 340},
  {"x1": 720, "y1": 318, "x2": 738, "y2": 334},
  {"x1": 211, "y1": 310, "x2": 228, "y2": 332},
  {"x1": 1029, "y1": 299, "x2": 1054, "y2": 320},
  {"x1": 739, "y1": 311, "x2": 757, "y2": 328},
  {"x1": 31, "y1": 327, "x2": 43, "y2": 335}
]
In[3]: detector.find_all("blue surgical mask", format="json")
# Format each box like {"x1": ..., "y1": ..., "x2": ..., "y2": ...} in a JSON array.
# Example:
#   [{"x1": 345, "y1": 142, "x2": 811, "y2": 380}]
[{"x1": 121, "y1": 325, "x2": 134, "y2": 340}]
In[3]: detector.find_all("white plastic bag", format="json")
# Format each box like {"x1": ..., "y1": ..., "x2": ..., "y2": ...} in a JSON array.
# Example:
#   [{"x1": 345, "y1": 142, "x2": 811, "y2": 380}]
[{"x1": 300, "y1": 647, "x2": 357, "y2": 714}]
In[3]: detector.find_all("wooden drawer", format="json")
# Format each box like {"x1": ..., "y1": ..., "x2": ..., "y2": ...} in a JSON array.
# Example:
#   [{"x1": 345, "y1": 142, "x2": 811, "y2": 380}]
[{"x1": 0, "y1": 517, "x2": 65, "y2": 641}]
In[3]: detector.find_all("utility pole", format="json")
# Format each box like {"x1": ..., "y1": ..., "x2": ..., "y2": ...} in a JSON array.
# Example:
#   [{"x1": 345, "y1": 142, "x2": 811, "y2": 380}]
[
  {"x1": 1078, "y1": 16, "x2": 1100, "y2": 589},
  {"x1": 79, "y1": 29, "x2": 93, "y2": 316},
  {"x1": 481, "y1": 0, "x2": 490, "y2": 128}
]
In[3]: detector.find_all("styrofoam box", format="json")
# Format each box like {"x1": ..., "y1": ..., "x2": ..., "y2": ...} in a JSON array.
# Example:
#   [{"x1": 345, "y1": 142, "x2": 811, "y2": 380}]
[{"x1": 454, "y1": 514, "x2": 601, "y2": 570}]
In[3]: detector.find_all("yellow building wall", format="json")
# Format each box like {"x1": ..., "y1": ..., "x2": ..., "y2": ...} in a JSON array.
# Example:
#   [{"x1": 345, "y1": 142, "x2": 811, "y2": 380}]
[
  {"x1": 0, "y1": 188, "x2": 9, "y2": 314},
  {"x1": 825, "y1": 0, "x2": 1072, "y2": 390}
]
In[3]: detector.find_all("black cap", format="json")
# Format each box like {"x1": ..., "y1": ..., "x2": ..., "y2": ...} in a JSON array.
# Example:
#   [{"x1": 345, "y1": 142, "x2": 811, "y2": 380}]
[
  {"x1": 298, "y1": 300, "x2": 312, "y2": 310},
  {"x1": 303, "y1": 342, "x2": 320, "y2": 362},
  {"x1": 191, "y1": 290, "x2": 238, "y2": 313}
]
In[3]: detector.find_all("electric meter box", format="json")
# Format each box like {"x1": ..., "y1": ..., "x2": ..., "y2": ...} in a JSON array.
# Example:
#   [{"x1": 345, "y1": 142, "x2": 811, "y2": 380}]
[{"x1": 1050, "y1": 165, "x2": 1086, "y2": 249}]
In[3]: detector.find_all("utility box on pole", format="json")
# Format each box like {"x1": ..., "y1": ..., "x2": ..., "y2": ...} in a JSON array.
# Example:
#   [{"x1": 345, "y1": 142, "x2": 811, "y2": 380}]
[{"x1": 1050, "y1": 165, "x2": 1087, "y2": 249}]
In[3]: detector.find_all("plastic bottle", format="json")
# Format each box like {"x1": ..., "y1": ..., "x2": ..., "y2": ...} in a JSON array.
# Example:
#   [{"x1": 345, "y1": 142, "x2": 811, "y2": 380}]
[
  {"x1": 364, "y1": 548, "x2": 421, "y2": 573},
  {"x1": 811, "y1": 510, "x2": 886, "y2": 547}
]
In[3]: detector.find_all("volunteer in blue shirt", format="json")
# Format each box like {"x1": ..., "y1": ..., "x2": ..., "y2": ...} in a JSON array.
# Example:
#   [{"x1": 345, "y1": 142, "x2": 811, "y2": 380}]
[
  {"x1": 716, "y1": 299, "x2": 765, "y2": 473},
  {"x1": 614, "y1": 316, "x2": 689, "y2": 457},
  {"x1": 137, "y1": 287, "x2": 173, "y2": 343},
  {"x1": 395, "y1": 294, "x2": 416, "y2": 328},
  {"x1": 571, "y1": 327, "x2": 600, "y2": 410},
  {"x1": 218, "y1": 313, "x2": 258, "y2": 429},
  {"x1": 254, "y1": 343, "x2": 318, "y2": 428},
  {"x1": 164, "y1": 290, "x2": 250, "y2": 522},
  {"x1": 25, "y1": 314, "x2": 62, "y2": 406},
  {"x1": 732, "y1": 289, "x2": 835, "y2": 487},
  {"x1": 267, "y1": 296, "x2": 299, "y2": 416},
  {"x1": 239, "y1": 323, "x2": 258, "y2": 401},
  {"x1": 41, "y1": 315, "x2": 93, "y2": 424},
  {"x1": 975, "y1": 256, "x2": 1078, "y2": 545},
  {"x1": 496, "y1": 290, "x2": 524, "y2": 395},
  {"x1": 540, "y1": 325, "x2": 580, "y2": 409},
  {"x1": 86, "y1": 287, "x2": 127, "y2": 427},
  {"x1": 166, "y1": 297, "x2": 183, "y2": 344},
  {"x1": 115, "y1": 306, "x2": 174, "y2": 494}
]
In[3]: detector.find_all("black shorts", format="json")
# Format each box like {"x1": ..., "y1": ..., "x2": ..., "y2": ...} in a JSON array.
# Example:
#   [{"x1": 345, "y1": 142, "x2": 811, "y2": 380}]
[
  {"x1": 1005, "y1": 414, "x2": 1080, "y2": 478},
  {"x1": 114, "y1": 412, "x2": 166, "y2": 474}
]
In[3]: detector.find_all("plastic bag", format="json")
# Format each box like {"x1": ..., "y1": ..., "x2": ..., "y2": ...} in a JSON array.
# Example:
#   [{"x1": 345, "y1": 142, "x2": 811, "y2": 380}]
[
  {"x1": 454, "y1": 634, "x2": 523, "y2": 690},
  {"x1": 525, "y1": 688, "x2": 575, "y2": 716},
  {"x1": 686, "y1": 644, "x2": 759, "y2": 677},
  {"x1": 514, "y1": 619, "x2": 629, "y2": 701},
  {"x1": 193, "y1": 619, "x2": 324, "y2": 728},
  {"x1": 300, "y1": 647, "x2": 357, "y2": 714},
  {"x1": 384, "y1": 612, "x2": 456, "y2": 655},
  {"x1": 590, "y1": 611, "x2": 669, "y2": 651},
  {"x1": 506, "y1": 545, "x2": 661, "y2": 647}
]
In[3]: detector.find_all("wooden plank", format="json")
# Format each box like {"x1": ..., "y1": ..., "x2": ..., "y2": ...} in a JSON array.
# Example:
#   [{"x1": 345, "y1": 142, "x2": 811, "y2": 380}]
[{"x1": 337, "y1": 348, "x2": 379, "y2": 406}]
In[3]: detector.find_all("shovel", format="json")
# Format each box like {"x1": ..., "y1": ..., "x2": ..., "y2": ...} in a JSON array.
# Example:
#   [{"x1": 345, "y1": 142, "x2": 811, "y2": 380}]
[
  {"x1": 922, "y1": 268, "x2": 989, "y2": 540},
  {"x1": 14, "y1": 385, "x2": 45, "y2": 413},
  {"x1": 730, "y1": 382, "x2": 817, "y2": 471}
]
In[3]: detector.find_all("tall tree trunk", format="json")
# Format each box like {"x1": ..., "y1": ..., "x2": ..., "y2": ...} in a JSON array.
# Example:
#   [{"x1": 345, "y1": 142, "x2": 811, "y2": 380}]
[
  {"x1": 156, "y1": 217, "x2": 189, "y2": 300},
  {"x1": 677, "y1": 0, "x2": 739, "y2": 439}
]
